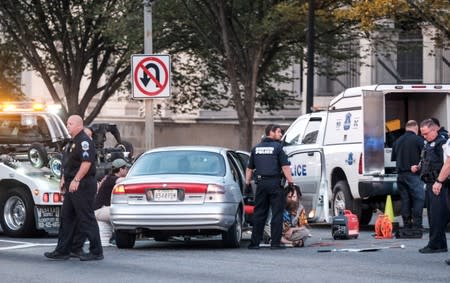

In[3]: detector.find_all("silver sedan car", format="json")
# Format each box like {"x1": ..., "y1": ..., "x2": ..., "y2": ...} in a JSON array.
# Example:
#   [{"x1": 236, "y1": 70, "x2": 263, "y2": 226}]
[{"x1": 110, "y1": 146, "x2": 251, "y2": 248}]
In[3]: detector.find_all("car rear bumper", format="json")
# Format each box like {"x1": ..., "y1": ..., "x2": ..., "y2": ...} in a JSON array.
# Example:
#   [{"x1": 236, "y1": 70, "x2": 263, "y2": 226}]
[{"x1": 110, "y1": 202, "x2": 239, "y2": 232}]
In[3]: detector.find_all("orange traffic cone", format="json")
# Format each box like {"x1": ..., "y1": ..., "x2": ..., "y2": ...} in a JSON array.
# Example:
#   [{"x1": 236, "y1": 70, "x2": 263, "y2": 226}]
[{"x1": 384, "y1": 195, "x2": 395, "y2": 223}]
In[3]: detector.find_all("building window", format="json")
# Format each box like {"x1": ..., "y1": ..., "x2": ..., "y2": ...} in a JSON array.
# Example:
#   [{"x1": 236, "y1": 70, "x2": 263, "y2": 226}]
[{"x1": 397, "y1": 29, "x2": 423, "y2": 83}]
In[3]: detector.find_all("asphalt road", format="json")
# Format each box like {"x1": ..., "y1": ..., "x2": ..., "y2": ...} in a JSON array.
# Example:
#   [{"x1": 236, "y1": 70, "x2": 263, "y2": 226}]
[{"x1": 0, "y1": 224, "x2": 449, "y2": 283}]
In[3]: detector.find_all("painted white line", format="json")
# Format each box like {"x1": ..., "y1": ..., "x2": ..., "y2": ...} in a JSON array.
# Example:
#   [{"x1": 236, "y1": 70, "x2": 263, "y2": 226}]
[{"x1": 0, "y1": 240, "x2": 56, "y2": 250}]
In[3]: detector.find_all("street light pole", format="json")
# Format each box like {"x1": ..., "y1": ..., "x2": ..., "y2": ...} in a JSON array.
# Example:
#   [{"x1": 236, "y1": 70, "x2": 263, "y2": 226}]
[
  {"x1": 144, "y1": 0, "x2": 154, "y2": 150},
  {"x1": 306, "y1": 0, "x2": 315, "y2": 114}
]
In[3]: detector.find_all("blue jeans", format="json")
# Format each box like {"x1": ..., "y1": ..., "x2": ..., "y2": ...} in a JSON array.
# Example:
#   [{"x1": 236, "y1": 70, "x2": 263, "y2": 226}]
[{"x1": 397, "y1": 173, "x2": 425, "y2": 228}]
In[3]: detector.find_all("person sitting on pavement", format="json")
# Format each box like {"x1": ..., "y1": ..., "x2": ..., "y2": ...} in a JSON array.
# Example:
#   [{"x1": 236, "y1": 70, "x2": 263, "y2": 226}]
[{"x1": 281, "y1": 184, "x2": 311, "y2": 247}]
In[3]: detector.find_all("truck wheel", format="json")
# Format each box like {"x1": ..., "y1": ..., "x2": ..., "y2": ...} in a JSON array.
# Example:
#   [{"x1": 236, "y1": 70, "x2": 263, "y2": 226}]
[
  {"x1": 0, "y1": 188, "x2": 36, "y2": 237},
  {"x1": 49, "y1": 153, "x2": 62, "y2": 179},
  {"x1": 115, "y1": 140, "x2": 134, "y2": 159},
  {"x1": 115, "y1": 230, "x2": 136, "y2": 249},
  {"x1": 28, "y1": 143, "x2": 48, "y2": 168},
  {"x1": 332, "y1": 181, "x2": 352, "y2": 216},
  {"x1": 222, "y1": 211, "x2": 242, "y2": 248}
]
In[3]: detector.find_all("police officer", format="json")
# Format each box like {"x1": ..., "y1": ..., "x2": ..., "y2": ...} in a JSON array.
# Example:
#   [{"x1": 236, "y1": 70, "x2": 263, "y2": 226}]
[
  {"x1": 391, "y1": 120, "x2": 425, "y2": 229},
  {"x1": 412, "y1": 119, "x2": 448, "y2": 254},
  {"x1": 246, "y1": 124, "x2": 294, "y2": 249},
  {"x1": 432, "y1": 123, "x2": 450, "y2": 264},
  {"x1": 44, "y1": 115, "x2": 103, "y2": 261}
]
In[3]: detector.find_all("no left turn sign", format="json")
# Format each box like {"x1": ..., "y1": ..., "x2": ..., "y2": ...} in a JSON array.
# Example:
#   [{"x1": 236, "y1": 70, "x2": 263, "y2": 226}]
[{"x1": 131, "y1": 54, "x2": 171, "y2": 98}]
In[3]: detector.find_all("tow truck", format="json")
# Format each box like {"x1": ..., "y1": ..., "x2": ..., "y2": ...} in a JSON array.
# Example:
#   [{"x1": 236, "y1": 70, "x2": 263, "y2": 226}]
[{"x1": 0, "y1": 102, "x2": 65, "y2": 236}]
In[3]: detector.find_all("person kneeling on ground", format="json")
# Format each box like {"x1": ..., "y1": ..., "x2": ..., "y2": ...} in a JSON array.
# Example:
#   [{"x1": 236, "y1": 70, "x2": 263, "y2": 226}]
[
  {"x1": 95, "y1": 158, "x2": 131, "y2": 243},
  {"x1": 281, "y1": 185, "x2": 311, "y2": 247}
]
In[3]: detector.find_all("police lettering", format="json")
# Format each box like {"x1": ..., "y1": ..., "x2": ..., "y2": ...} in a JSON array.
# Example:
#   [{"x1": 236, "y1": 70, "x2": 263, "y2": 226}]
[
  {"x1": 291, "y1": 164, "x2": 307, "y2": 176},
  {"x1": 255, "y1": 147, "x2": 274, "y2": 154}
]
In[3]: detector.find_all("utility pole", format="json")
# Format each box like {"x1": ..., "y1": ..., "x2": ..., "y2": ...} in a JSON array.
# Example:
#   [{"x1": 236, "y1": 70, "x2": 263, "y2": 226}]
[
  {"x1": 144, "y1": 0, "x2": 154, "y2": 149},
  {"x1": 306, "y1": 0, "x2": 315, "y2": 113}
]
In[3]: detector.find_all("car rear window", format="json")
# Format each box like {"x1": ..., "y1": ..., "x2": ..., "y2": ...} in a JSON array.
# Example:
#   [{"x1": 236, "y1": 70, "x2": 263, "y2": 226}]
[{"x1": 129, "y1": 150, "x2": 226, "y2": 177}]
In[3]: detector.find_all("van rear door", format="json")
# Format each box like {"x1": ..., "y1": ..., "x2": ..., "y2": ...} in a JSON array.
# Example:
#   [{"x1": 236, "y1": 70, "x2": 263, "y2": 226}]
[{"x1": 362, "y1": 90, "x2": 385, "y2": 175}]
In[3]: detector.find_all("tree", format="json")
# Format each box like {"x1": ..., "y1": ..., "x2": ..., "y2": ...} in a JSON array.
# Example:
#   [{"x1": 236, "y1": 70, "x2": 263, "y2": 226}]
[
  {"x1": 338, "y1": 0, "x2": 450, "y2": 47},
  {"x1": 0, "y1": 34, "x2": 24, "y2": 101},
  {"x1": 0, "y1": 0, "x2": 143, "y2": 123},
  {"x1": 153, "y1": 0, "x2": 362, "y2": 150}
]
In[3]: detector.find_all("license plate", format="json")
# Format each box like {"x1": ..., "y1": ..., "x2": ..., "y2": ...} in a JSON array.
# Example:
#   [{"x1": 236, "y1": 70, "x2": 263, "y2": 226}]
[
  {"x1": 36, "y1": 206, "x2": 61, "y2": 230},
  {"x1": 152, "y1": 189, "x2": 178, "y2": 201},
  {"x1": 37, "y1": 206, "x2": 60, "y2": 218}
]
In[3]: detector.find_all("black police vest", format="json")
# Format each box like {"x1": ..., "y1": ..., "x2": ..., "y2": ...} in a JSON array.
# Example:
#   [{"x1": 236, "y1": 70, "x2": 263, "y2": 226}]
[{"x1": 420, "y1": 137, "x2": 446, "y2": 183}]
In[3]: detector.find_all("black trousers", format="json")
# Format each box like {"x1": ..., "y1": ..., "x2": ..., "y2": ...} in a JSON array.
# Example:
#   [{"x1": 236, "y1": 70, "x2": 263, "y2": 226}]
[
  {"x1": 56, "y1": 177, "x2": 102, "y2": 255},
  {"x1": 425, "y1": 183, "x2": 449, "y2": 250},
  {"x1": 250, "y1": 178, "x2": 285, "y2": 246}
]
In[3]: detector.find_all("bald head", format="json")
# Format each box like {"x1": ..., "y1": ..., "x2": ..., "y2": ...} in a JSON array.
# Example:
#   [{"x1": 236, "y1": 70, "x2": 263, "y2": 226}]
[
  {"x1": 66, "y1": 115, "x2": 84, "y2": 137},
  {"x1": 405, "y1": 120, "x2": 418, "y2": 135}
]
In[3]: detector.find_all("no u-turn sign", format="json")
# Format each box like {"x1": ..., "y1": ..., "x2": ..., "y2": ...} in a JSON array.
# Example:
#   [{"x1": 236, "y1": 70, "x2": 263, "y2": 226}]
[{"x1": 131, "y1": 54, "x2": 171, "y2": 98}]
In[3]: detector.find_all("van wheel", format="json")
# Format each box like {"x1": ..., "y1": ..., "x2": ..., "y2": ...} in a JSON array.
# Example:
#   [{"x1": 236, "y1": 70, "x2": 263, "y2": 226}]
[
  {"x1": 332, "y1": 181, "x2": 352, "y2": 216},
  {"x1": 0, "y1": 188, "x2": 36, "y2": 237},
  {"x1": 28, "y1": 143, "x2": 48, "y2": 168},
  {"x1": 222, "y1": 211, "x2": 242, "y2": 248},
  {"x1": 115, "y1": 230, "x2": 136, "y2": 249}
]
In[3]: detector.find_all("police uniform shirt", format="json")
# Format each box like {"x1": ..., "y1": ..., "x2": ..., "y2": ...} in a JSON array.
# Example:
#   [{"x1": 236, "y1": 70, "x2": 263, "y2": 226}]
[
  {"x1": 247, "y1": 137, "x2": 290, "y2": 177},
  {"x1": 63, "y1": 130, "x2": 96, "y2": 181},
  {"x1": 443, "y1": 139, "x2": 450, "y2": 163}
]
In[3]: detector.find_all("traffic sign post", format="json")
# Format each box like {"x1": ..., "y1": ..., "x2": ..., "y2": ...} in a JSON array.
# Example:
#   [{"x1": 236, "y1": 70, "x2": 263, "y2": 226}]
[{"x1": 131, "y1": 54, "x2": 171, "y2": 99}]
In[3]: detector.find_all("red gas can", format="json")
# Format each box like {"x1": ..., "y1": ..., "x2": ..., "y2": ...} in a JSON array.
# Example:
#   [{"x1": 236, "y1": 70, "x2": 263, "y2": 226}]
[{"x1": 332, "y1": 209, "x2": 359, "y2": 239}]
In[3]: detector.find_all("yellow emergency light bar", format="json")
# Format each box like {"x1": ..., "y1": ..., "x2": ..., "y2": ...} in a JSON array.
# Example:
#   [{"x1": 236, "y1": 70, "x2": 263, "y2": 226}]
[{"x1": 0, "y1": 101, "x2": 60, "y2": 113}]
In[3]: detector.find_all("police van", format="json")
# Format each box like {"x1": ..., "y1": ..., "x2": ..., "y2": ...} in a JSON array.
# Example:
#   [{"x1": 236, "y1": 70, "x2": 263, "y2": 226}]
[{"x1": 282, "y1": 84, "x2": 450, "y2": 225}]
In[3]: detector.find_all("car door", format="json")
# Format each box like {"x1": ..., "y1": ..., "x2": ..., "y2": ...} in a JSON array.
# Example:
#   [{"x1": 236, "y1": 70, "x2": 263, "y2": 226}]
[
  {"x1": 283, "y1": 115, "x2": 326, "y2": 222},
  {"x1": 227, "y1": 151, "x2": 246, "y2": 194}
]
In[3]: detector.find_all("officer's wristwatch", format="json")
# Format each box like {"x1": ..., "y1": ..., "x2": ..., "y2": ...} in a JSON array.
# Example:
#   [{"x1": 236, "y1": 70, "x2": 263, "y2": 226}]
[
  {"x1": 435, "y1": 179, "x2": 443, "y2": 184},
  {"x1": 74, "y1": 177, "x2": 80, "y2": 182}
]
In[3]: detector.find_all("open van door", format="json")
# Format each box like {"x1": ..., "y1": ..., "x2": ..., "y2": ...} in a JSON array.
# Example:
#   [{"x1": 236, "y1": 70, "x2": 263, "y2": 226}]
[
  {"x1": 287, "y1": 149, "x2": 326, "y2": 222},
  {"x1": 283, "y1": 112, "x2": 328, "y2": 222},
  {"x1": 362, "y1": 90, "x2": 385, "y2": 175}
]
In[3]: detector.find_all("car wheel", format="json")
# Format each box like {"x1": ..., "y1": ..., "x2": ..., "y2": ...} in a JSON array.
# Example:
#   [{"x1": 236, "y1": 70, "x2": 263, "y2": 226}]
[
  {"x1": 222, "y1": 211, "x2": 242, "y2": 248},
  {"x1": 0, "y1": 188, "x2": 36, "y2": 237},
  {"x1": 332, "y1": 180, "x2": 352, "y2": 216},
  {"x1": 48, "y1": 153, "x2": 63, "y2": 179},
  {"x1": 28, "y1": 143, "x2": 48, "y2": 168},
  {"x1": 115, "y1": 140, "x2": 134, "y2": 159},
  {"x1": 115, "y1": 230, "x2": 136, "y2": 249}
]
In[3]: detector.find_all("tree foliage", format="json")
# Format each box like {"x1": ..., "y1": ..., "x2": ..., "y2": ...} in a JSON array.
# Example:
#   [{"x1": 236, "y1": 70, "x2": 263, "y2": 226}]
[
  {"x1": 338, "y1": 0, "x2": 450, "y2": 48},
  {"x1": 0, "y1": 0, "x2": 143, "y2": 123},
  {"x1": 153, "y1": 0, "x2": 362, "y2": 149}
]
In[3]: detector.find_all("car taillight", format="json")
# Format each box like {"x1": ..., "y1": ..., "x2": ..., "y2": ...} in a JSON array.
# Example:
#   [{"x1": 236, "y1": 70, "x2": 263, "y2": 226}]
[
  {"x1": 205, "y1": 184, "x2": 226, "y2": 202},
  {"x1": 53, "y1": 193, "x2": 62, "y2": 203},
  {"x1": 112, "y1": 185, "x2": 126, "y2": 195},
  {"x1": 43, "y1": 193, "x2": 49, "y2": 203}
]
